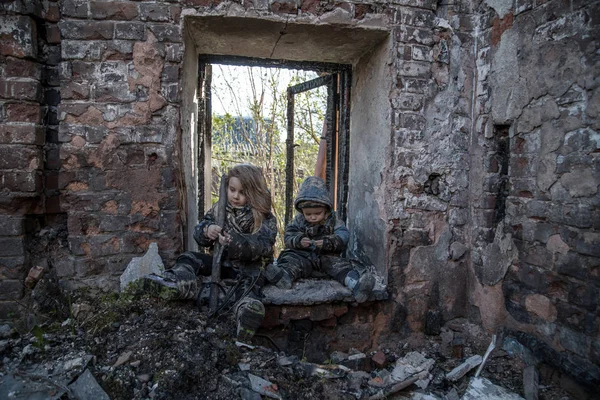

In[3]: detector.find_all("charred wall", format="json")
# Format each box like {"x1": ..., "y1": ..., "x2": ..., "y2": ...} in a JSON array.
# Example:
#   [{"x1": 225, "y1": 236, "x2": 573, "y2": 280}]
[{"x1": 470, "y1": 0, "x2": 600, "y2": 389}]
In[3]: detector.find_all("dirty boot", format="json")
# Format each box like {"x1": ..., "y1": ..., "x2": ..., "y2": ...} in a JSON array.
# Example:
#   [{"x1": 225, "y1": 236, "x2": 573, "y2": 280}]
[
  {"x1": 274, "y1": 269, "x2": 293, "y2": 290},
  {"x1": 344, "y1": 270, "x2": 375, "y2": 303},
  {"x1": 263, "y1": 262, "x2": 283, "y2": 285},
  {"x1": 235, "y1": 297, "x2": 265, "y2": 343},
  {"x1": 142, "y1": 273, "x2": 180, "y2": 301}
]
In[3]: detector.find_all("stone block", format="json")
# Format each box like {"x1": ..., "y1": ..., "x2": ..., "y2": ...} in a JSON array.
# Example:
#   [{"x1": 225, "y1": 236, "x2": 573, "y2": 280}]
[
  {"x1": 115, "y1": 22, "x2": 145, "y2": 40},
  {"x1": 148, "y1": 24, "x2": 182, "y2": 43},
  {"x1": 0, "y1": 16, "x2": 37, "y2": 58},
  {"x1": 90, "y1": 1, "x2": 139, "y2": 20},
  {"x1": 0, "y1": 280, "x2": 23, "y2": 301},
  {"x1": 396, "y1": 7, "x2": 435, "y2": 27},
  {"x1": 59, "y1": 20, "x2": 114, "y2": 40}
]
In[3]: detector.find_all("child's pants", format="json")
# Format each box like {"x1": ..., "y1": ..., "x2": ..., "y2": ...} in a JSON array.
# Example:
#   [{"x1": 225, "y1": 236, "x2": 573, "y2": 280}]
[{"x1": 276, "y1": 249, "x2": 354, "y2": 284}]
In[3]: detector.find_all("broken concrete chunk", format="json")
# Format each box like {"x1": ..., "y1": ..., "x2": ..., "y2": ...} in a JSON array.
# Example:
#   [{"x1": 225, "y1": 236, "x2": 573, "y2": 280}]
[
  {"x1": 248, "y1": 373, "x2": 281, "y2": 399},
  {"x1": 68, "y1": 369, "x2": 111, "y2": 400},
  {"x1": 391, "y1": 351, "x2": 435, "y2": 383},
  {"x1": 462, "y1": 377, "x2": 525, "y2": 400},
  {"x1": 120, "y1": 242, "x2": 165, "y2": 292},
  {"x1": 523, "y1": 365, "x2": 539, "y2": 400},
  {"x1": 113, "y1": 350, "x2": 133, "y2": 367},
  {"x1": 330, "y1": 350, "x2": 348, "y2": 364},
  {"x1": 446, "y1": 355, "x2": 482, "y2": 382},
  {"x1": 277, "y1": 355, "x2": 298, "y2": 366}
]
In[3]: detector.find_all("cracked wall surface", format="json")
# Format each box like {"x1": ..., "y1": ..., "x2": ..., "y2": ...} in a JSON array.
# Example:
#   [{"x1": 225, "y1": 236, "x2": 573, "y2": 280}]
[{"x1": 0, "y1": 0, "x2": 598, "y2": 389}]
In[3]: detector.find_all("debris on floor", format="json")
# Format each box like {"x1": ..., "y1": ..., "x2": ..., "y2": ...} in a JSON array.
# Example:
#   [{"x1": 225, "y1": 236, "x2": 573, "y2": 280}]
[{"x1": 0, "y1": 289, "x2": 582, "y2": 400}]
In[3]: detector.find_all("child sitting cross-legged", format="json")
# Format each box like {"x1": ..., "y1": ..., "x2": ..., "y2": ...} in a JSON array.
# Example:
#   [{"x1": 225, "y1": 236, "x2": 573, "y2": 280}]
[{"x1": 267, "y1": 176, "x2": 375, "y2": 303}]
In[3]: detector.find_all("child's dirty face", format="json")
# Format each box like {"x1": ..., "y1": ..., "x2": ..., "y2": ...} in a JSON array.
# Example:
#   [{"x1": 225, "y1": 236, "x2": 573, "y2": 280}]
[
  {"x1": 227, "y1": 177, "x2": 247, "y2": 208},
  {"x1": 302, "y1": 207, "x2": 328, "y2": 224}
]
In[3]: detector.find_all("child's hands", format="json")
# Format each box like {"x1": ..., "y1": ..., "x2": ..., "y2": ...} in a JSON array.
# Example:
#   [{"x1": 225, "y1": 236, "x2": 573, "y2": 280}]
[
  {"x1": 218, "y1": 232, "x2": 232, "y2": 246},
  {"x1": 205, "y1": 224, "x2": 222, "y2": 241},
  {"x1": 300, "y1": 238, "x2": 323, "y2": 249}
]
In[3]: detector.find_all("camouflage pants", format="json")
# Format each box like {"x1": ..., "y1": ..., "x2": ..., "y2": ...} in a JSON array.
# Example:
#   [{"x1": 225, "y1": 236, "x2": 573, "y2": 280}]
[
  {"x1": 167, "y1": 251, "x2": 265, "y2": 331},
  {"x1": 276, "y1": 249, "x2": 355, "y2": 284}
]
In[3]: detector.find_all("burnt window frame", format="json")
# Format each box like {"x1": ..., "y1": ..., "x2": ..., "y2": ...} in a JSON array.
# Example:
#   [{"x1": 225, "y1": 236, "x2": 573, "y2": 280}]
[{"x1": 197, "y1": 54, "x2": 352, "y2": 225}]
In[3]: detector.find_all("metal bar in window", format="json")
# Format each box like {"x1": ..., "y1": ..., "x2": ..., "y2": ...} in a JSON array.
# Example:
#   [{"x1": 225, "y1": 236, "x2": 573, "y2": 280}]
[
  {"x1": 337, "y1": 70, "x2": 351, "y2": 222},
  {"x1": 285, "y1": 87, "x2": 295, "y2": 227},
  {"x1": 288, "y1": 75, "x2": 333, "y2": 94}
]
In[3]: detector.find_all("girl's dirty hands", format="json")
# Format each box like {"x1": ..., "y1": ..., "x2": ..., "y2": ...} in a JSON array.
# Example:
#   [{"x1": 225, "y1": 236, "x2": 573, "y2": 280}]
[
  {"x1": 205, "y1": 224, "x2": 222, "y2": 241},
  {"x1": 218, "y1": 232, "x2": 232, "y2": 246}
]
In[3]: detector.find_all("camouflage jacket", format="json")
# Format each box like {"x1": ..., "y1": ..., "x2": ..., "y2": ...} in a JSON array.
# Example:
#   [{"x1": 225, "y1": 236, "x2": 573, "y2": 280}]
[
  {"x1": 284, "y1": 212, "x2": 349, "y2": 255},
  {"x1": 193, "y1": 203, "x2": 277, "y2": 273}
]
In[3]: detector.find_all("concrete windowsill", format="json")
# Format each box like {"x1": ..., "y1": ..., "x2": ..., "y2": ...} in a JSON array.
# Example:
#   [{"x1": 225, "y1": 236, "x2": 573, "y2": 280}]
[{"x1": 262, "y1": 276, "x2": 388, "y2": 306}]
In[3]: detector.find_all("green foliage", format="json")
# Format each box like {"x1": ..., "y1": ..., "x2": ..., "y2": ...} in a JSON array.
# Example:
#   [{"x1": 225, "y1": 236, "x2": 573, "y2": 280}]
[
  {"x1": 211, "y1": 66, "x2": 326, "y2": 253},
  {"x1": 32, "y1": 324, "x2": 45, "y2": 348}
]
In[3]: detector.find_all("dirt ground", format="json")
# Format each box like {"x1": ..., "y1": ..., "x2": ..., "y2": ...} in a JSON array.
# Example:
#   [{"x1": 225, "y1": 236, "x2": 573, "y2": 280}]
[{"x1": 0, "y1": 280, "x2": 589, "y2": 400}]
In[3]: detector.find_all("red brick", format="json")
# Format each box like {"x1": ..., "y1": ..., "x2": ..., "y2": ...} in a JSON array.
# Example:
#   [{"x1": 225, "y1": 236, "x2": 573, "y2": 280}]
[
  {"x1": 0, "y1": 280, "x2": 24, "y2": 301},
  {"x1": 300, "y1": 0, "x2": 320, "y2": 13},
  {"x1": 355, "y1": 3, "x2": 375, "y2": 19},
  {"x1": 5, "y1": 103, "x2": 41, "y2": 123},
  {"x1": 44, "y1": 1, "x2": 61, "y2": 22},
  {"x1": 46, "y1": 24, "x2": 61, "y2": 44},
  {"x1": 59, "y1": 21, "x2": 114, "y2": 40},
  {"x1": 0, "y1": 238, "x2": 25, "y2": 257},
  {"x1": 371, "y1": 351, "x2": 388, "y2": 368},
  {"x1": 3, "y1": 58, "x2": 41, "y2": 80},
  {"x1": 0, "y1": 124, "x2": 44, "y2": 145},
  {"x1": 45, "y1": 195, "x2": 61, "y2": 214},
  {"x1": 0, "y1": 80, "x2": 42, "y2": 102},
  {"x1": 90, "y1": 1, "x2": 139, "y2": 20},
  {"x1": 1, "y1": 171, "x2": 43, "y2": 192},
  {"x1": 0, "y1": 145, "x2": 43, "y2": 170},
  {"x1": 271, "y1": 0, "x2": 298, "y2": 14}
]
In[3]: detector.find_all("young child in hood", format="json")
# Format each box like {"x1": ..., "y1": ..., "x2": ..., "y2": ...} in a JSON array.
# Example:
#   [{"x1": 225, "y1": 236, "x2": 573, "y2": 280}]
[
  {"x1": 144, "y1": 164, "x2": 277, "y2": 341},
  {"x1": 268, "y1": 176, "x2": 375, "y2": 302}
]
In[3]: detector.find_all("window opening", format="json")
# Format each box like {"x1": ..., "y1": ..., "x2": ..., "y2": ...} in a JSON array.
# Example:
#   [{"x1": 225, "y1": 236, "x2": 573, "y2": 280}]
[{"x1": 197, "y1": 55, "x2": 351, "y2": 253}]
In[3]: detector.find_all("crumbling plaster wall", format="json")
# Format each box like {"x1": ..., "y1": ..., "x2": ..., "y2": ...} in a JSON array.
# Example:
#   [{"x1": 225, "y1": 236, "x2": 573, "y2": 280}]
[
  {"x1": 469, "y1": 0, "x2": 600, "y2": 388},
  {"x1": 181, "y1": 31, "x2": 199, "y2": 251}
]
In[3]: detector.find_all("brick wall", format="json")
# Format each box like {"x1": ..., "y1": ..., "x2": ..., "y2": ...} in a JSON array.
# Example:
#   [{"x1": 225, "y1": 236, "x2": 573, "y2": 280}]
[
  {"x1": 0, "y1": 1, "x2": 45, "y2": 316},
  {"x1": 0, "y1": 0, "x2": 597, "y2": 389}
]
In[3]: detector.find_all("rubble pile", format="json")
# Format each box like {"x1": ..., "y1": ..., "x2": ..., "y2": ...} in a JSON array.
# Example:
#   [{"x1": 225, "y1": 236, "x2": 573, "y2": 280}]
[{"x1": 0, "y1": 286, "x2": 579, "y2": 400}]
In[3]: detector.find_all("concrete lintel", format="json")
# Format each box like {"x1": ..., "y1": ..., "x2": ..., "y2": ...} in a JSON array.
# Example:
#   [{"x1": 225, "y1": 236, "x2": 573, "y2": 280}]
[{"x1": 185, "y1": 15, "x2": 389, "y2": 65}]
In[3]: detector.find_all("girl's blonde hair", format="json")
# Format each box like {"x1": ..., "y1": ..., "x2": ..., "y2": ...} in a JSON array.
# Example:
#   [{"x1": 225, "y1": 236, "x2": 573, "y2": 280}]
[{"x1": 227, "y1": 164, "x2": 272, "y2": 231}]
